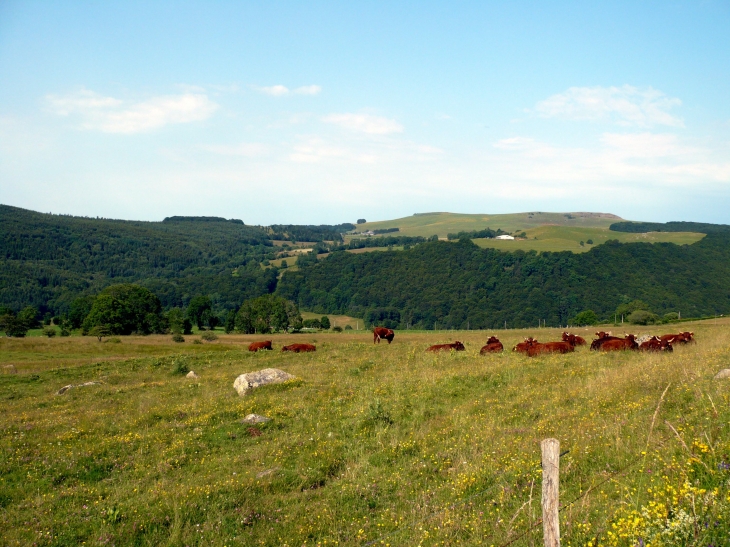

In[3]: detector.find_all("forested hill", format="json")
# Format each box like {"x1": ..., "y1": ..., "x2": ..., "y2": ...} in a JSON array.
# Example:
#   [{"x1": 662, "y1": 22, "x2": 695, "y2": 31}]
[
  {"x1": 610, "y1": 220, "x2": 730, "y2": 234},
  {"x1": 0, "y1": 205, "x2": 280, "y2": 313},
  {"x1": 277, "y1": 234, "x2": 730, "y2": 329}
]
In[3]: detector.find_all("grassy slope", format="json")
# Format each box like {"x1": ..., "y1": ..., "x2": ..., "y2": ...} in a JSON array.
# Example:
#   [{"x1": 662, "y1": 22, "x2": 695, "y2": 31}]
[
  {"x1": 2, "y1": 321, "x2": 730, "y2": 546},
  {"x1": 354, "y1": 213, "x2": 705, "y2": 254},
  {"x1": 474, "y1": 226, "x2": 705, "y2": 254}
]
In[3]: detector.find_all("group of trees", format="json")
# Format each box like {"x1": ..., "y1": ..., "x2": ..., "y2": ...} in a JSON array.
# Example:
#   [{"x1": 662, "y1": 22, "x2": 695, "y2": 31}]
[
  {"x1": 0, "y1": 305, "x2": 40, "y2": 337},
  {"x1": 447, "y1": 228, "x2": 507, "y2": 240},
  {"x1": 278, "y1": 232, "x2": 730, "y2": 330},
  {"x1": 573, "y1": 299, "x2": 688, "y2": 326}
]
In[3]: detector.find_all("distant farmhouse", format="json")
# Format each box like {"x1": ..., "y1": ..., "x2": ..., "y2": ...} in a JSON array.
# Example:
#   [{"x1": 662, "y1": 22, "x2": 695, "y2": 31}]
[{"x1": 495, "y1": 234, "x2": 515, "y2": 240}]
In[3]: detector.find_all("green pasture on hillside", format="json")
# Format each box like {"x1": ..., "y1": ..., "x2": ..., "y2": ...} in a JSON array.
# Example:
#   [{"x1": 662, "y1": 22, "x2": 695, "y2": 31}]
[
  {"x1": 2, "y1": 321, "x2": 730, "y2": 546},
  {"x1": 473, "y1": 226, "x2": 706, "y2": 254},
  {"x1": 356, "y1": 211, "x2": 623, "y2": 239}
]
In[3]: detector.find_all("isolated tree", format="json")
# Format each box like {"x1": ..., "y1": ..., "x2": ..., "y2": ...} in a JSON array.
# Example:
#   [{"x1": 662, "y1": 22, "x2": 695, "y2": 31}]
[
  {"x1": 167, "y1": 307, "x2": 192, "y2": 335},
  {"x1": 357, "y1": 219, "x2": 366, "y2": 224},
  {"x1": 224, "y1": 309, "x2": 236, "y2": 334},
  {"x1": 235, "y1": 295, "x2": 301, "y2": 334},
  {"x1": 82, "y1": 284, "x2": 165, "y2": 335},
  {"x1": 320, "y1": 316, "x2": 331, "y2": 330},
  {"x1": 186, "y1": 295, "x2": 212, "y2": 330},
  {"x1": 88, "y1": 325, "x2": 111, "y2": 341}
]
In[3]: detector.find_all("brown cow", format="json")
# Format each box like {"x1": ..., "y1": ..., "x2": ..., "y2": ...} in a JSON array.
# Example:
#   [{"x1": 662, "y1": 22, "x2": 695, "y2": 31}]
[
  {"x1": 598, "y1": 334, "x2": 638, "y2": 352},
  {"x1": 639, "y1": 336, "x2": 673, "y2": 352},
  {"x1": 562, "y1": 332, "x2": 587, "y2": 346},
  {"x1": 526, "y1": 341, "x2": 574, "y2": 357},
  {"x1": 660, "y1": 331, "x2": 694, "y2": 345},
  {"x1": 590, "y1": 331, "x2": 622, "y2": 351},
  {"x1": 513, "y1": 337, "x2": 537, "y2": 353},
  {"x1": 427, "y1": 341, "x2": 466, "y2": 352},
  {"x1": 282, "y1": 343, "x2": 316, "y2": 353},
  {"x1": 480, "y1": 336, "x2": 504, "y2": 354},
  {"x1": 373, "y1": 327, "x2": 395, "y2": 344},
  {"x1": 248, "y1": 340, "x2": 273, "y2": 352}
]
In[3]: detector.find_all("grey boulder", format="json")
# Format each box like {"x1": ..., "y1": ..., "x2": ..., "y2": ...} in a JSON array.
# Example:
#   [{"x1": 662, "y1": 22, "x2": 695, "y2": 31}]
[{"x1": 233, "y1": 368, "x2": 295, "y2": 396}]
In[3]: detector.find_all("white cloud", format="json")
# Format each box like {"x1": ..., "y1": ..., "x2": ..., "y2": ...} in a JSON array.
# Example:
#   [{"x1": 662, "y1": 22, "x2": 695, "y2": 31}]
[
  {"x1": 294, "y1": 85, "x2": 322, "y2": 95},
  {"x1": 533, "y1": 85, "x2": 683, "y2": 127},
  {"x1": 323, "y1": 113, "x2": 404, "y2": 134},
  {"x1": 252, "y1": 84, "x2": 321, "y2": 96},
  {"x1": 201, "y1": 143, "x2": 269, "y2": 157},
  {"x1": 289, "y1": 137, "x2": 377, "y2": 164},
  {"x1": 46, "y1": 88, "x2": 218, "y2": 133}
]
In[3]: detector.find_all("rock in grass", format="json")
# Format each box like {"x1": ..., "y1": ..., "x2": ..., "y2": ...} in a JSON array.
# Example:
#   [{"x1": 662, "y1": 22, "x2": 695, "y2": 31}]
[
  {"x1": 233, "y1": 368, "x2": 295, "y2": 396},
  {"x1": 242, "y1": 413, "x2": 271, "y2": 424},
  {"x1": 3, "y1": 364, "x2": 17, "y2": 374},
  {"x1": 56, "y1": 381, "x2": 101, "y2": 395},
  {"x1": 186, "y1": 371, "x2": 199, "y2": 379},
  {"x1": 714, "y1": 369, "x2": 730, "y2": 379}
]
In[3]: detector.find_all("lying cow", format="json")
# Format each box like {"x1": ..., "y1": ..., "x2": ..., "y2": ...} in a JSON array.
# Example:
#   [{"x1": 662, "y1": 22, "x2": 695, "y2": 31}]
[
  {"x1": 660, "y1": 331, "x2": 694, "y2": 345},
  {"x1": 562, "y1": 332, "x2": 587, "y2": 346},
  {"x1": 248, "y1": 340, "x2": 273, "y2": 352},
  {"x1": 373, "y1": 326, "x2": 395, "y2": 344},
  {"x1": 513, "y1": 337, "x2": 536, "y2": 353},
  {"x1": 282, "y1": 343, "x2": 316, "y2": 353},
  {"x1": 427, "y1": 341, "x2": 466, "y2": 352},
  {"x1": 590, "y1": 331, "x2": 622, "y2": 351},
  {"x1": 639, "y1": 336, "x2": 673, "y2": 352},
  {"x1": 598, "y1": 334, "x2": 638, "y2": 352},
  {"x1": 526, "y1": 340, "x2": 574, "y2": 357},
  {"x1": 480, "y1": 336, "x2": 504, "y2": 354}
]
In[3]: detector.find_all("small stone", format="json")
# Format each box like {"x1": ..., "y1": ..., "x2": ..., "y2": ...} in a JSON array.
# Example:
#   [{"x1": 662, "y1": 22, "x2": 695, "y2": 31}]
[
  {"x1": 233, "y1": 368, "x2": 296, "y2": 396},
  {"x1": 256, "y1": 468, "x2": 280, "y2": 479},
  {"x1": 242, "y1": 414, "x2": 271, "y2": 424},
  {"x1": 55, "y1": 381, "x2": 101, "y2": 395},
  {"x1": 186, "y1": 371, "x2": 199, "y2": 379},
  {"x1": 714, "y1": 369, "x2": 730, "y2": 379},
  {"x1": 3, "y1": 364, "x2": 17, "y2": 374}
]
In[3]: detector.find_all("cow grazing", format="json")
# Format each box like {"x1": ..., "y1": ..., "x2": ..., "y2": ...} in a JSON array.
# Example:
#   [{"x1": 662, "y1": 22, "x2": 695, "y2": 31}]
[
  {"x1": 562, "y1": 332, "x2": 587, "y2": 346},
  {"x1": 373, "y1": 327, "x2": 395, "y2": 344},
  {"x1": 526, "y1": 341, "x2": 574, "y2": 357},
  {"x1": 513, "y1": 337, "x2": 536, "y2": 353},
  {"x1": 480, "y1": 336, "x2": 504, "y2": 354},
  {"x1": 660, "y1": 331, "x2": 694, "y2": 345},
  {"x1": 598, "y1": 334, "x2": 638, "y2": 352},
  {"x1": 427, "y1": 341, "x2": 466, "y2": 352},
  {"x1": 282, "y1": 343, "x2": 316, "y2": 353},
  {"x1": 639, "y1": 336, "x2": 673, "y2": 352},
  {"x1": 590, "y1": 332, "x2": 622, "y2": 351},
  {"x1": 248, "y1": 340, "x2": 273, "y2": 352}
]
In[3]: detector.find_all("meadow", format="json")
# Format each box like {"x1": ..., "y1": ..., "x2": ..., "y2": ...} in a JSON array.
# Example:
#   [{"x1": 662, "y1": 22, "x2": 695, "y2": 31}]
[{"x1": 2, "y1": 320, "x2": 730, "y2": 546}]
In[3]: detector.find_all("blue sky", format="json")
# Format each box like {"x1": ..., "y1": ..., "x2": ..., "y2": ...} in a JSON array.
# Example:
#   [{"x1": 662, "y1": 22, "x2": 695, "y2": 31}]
[{"x1": 1, "y1": 1, "x2": 729, "y2": 224}]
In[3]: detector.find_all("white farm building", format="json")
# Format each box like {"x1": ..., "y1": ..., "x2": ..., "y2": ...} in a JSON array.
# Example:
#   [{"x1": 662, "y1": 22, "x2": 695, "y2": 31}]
[{"x1": 495, "y1": 234, "x2": 515, "y2": 240}]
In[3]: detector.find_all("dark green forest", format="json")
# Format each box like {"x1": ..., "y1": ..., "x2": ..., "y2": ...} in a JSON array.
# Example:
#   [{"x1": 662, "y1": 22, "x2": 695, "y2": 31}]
[
  {"x1": 278, "y1": 233, "x2": 730, "y2": 329},
  {"x1": 0, "y1": 205, "x2": 282, "y2": 315},
  {"x1": 3, "y1": 204, "x2": 730, "y2": 330}
]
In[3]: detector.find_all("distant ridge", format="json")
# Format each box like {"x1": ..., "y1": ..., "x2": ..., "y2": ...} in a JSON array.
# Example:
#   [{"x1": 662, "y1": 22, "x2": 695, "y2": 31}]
[{"x1": 163, "y1": 216, "x2": 244, "y2": 225}]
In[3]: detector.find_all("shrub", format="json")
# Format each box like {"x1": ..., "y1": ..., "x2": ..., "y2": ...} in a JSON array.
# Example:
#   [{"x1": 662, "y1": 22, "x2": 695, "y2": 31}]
[
  {"x1": 664, "y1": 312, "x2": 679, "y2": 322},
  {"x1": 332, "y1": 326, "x2": 343, "y2": 332},
  {"x1": 345, "y1": 325, "x2": 353, "y2": 330},
  {"x1": 172, "y1": 359, "x2": 189, "y2": 374},
  {"x1": 192, "y1": 339, "x2": 202, "y2": 344},
  {"x1": 59, "y1": 328, "x2": 70, "y2": 337},
  {"x1": 42, "y1": 326, "x2": 57, "y2": 338},
  {"x1": 201, "y1": 331, "x2": 218, "y2": 342},
  {"x1": 628, "y1": 310, "x2": 659, "y2": 325},
  {"x1": 573, "y1": 310, "x2": 598, "y2": 326},
  {"x1": 586, "y1": 239, "x2": 593, "y2": 244},
  {"x1": 320, "y1": 316, "x2": 331, "y2": 330},
  {"x1": 172, "y1": 333, "x2": 185, "y2": 343},
  {"x1": 104, "y1": 337, "x2": 122, "y2": 343}
]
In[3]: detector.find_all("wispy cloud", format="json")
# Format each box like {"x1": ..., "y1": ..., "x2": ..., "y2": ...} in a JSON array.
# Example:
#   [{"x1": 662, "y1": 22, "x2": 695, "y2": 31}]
[
  {"x1": 46, "y1": 88, "x2": 218, "y2": 133},
  {"x1": 533, "y1": 85, "x2": 683, "y2": 127},
  {"x1": 323, "y1": 113, "x2": 403, "y2": 134},
  {"x1": 252, "y1": 84, "x2": 322, "y2": 96}
]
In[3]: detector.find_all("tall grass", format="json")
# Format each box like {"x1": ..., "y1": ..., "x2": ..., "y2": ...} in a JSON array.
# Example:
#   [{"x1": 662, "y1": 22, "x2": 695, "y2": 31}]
[{"x1": 1, "y1": 321, "x2": 729, "y2": 546}]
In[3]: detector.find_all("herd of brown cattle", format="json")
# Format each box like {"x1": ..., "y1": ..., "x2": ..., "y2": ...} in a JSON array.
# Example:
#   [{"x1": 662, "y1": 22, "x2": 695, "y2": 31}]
[{"x1": 245, "y1": 328, "x2": 694, "y2": 357}]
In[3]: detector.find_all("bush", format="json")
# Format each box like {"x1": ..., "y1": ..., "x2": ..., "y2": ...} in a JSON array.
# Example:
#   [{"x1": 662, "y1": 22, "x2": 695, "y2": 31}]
[
  {"x1": 172, "y1": 333, "x2": 185, "y2": 343},
  {"x1": 192, "y1": 339, "x2": 203, "y2": 344},
  {"x1": 345, "y1": 325, "x2": 353, "y2": 330},
  {"x1": 332, "y1": 326, "x2": 343, "y2": 332},
  {"x1": 172, "y1": 359, "x2": 189, "y2": 374},
  {"x1": 104, "y1": 337, "x2": 122, "y2": 344},
  {"x1": 664, "y1": 312, "x2": 679, "y2": 322},
  {"x1": 42, "y1": 326, "x2": 57, "y2": 338},
  {"x1": 201, "y1": 331, "x2": 218, "y2": 342},
  {"x1": 628, "y1": 310, "x2": 659, "y2": 325},
  {"x1": 320, "y1": 316, "x2": 331, "y2": 330},
  {"x1": 59, "y1": 328, "x2": 70, "y2": 337},
  {"x1": 586, "y1": 239, "x2": 593, "y2": 244},
  {"x1": 573, "y1": 310, "x2": 598, "y2": 326}
]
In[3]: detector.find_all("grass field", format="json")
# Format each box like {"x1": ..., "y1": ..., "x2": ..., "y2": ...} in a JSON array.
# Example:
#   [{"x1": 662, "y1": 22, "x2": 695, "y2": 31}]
[
  {"x1": 473, "y1": 226, "x2": 705, "y2": 254},
  {"x1": 349, "y1": 212, "x2": 705, "y2": 255},
  {"x1": 2, "y1": 320, "x2": 730, "y2": 546}
]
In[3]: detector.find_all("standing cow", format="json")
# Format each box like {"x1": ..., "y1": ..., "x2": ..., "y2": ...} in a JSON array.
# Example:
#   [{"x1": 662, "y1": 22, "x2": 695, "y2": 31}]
[{"x1": 373, "y1": 327, "x2": 395, "y2": 344}]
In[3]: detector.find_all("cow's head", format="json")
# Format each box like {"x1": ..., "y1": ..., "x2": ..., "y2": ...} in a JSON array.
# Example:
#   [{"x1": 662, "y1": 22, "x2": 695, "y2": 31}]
[{"x1": 453, "y1": 341, "x2": 466, "y2": 351}]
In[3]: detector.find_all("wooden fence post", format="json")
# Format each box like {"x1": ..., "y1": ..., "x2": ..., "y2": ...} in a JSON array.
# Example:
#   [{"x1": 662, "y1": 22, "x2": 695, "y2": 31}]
[{"x1": 541, "y1": 438, "x2": 560, "y2": 547}]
